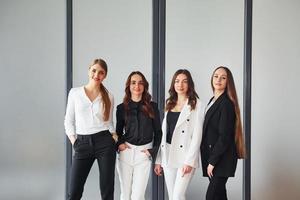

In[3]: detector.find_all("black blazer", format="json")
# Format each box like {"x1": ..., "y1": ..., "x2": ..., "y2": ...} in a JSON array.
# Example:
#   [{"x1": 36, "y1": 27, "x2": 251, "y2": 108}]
[{"x1": 200, "y1": 92, "x2": 238, "y2": 177}]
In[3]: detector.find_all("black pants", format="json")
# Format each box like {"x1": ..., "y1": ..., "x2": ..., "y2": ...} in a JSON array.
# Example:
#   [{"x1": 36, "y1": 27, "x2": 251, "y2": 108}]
[
  {"x1": 68, "y1": 130, "x2": 116, "y2": 200},
  {"x1": 206, "y1": 176, "x2": 229, "y2": 200}
]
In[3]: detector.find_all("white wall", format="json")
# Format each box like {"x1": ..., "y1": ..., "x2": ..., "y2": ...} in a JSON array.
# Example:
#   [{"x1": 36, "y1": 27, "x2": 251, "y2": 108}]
[
  {"x1": 252, "y1": 0, "x2": 300, "y2": 199},
  {"x1": 72, "y1": 0, "x2": 152, "y2": 199},
  {"x1": 0, "y1": 0, "x2": 66, "y2": 199},
  {"x1": 166, "y1": 0, "x2": 244, "y2": 199}
]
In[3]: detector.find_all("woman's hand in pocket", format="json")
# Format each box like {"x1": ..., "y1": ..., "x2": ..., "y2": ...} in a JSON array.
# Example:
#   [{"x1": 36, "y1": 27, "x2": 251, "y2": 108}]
[
  {"x1": 68, "y1": 135, "x2": 77, "y2": 145},
  {"x1": 118, "y1": 143, "x2": 130, "y2": 151},
  {"x1": 141, "y1": 149, "x2": 151, "y2": 157},
  {"x1": 111, "y1": 132, "x2": 118, "y2": 143}
]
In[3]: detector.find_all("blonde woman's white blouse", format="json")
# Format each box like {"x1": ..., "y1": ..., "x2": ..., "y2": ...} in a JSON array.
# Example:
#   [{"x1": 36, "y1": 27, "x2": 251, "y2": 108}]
[{"x1": 64, "y1": 86, "x2": 115, "y2": 136}]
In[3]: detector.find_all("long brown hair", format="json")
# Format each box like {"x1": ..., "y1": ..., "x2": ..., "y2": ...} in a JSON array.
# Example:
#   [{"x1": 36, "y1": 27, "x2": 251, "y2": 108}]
[
  {"x1": 211, "y1": 66, "x2": 246, "y2": 159},
  {"x1": 90, "y1": 58, "x2": 111, "y2": 121},
  {"x1": 166, "y1": 69, "x2": 199, "y2": 111},
  {"x1": 123, "y1": 71, "x2": 154, "y2": 118}
]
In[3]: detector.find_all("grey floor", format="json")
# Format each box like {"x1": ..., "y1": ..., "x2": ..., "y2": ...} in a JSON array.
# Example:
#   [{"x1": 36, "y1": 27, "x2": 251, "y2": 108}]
[
  {"x1": 0, "y1": 164, "x2": 152, "y2": 200},
  {"x1": 0, "y1": 167, "x2": 64, "y2": 200}
]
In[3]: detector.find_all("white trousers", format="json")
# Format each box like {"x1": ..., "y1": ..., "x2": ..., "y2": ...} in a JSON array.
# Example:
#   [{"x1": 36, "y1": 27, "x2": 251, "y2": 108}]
[
  {"x1": 117, "y1": 142, "x2": 152, "y2": 200},
  {"x1": 163, "y1": 167, "x2": 195, "y2": 200}
]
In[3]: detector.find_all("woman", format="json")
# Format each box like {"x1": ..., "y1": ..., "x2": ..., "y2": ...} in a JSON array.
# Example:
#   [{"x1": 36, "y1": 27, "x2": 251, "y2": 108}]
[
  {"x1": 200, "y1": 66, "x2": 246, "y2": 200},
  {"x1": 116, "y1": 71, "x2": 162, "y2": 200},
  {"x1": 64, "y1": 58, "x2": 116, "y2": 200},
  {"x1": 154, "y1": 69, "x2": 204, "y2": 200}
]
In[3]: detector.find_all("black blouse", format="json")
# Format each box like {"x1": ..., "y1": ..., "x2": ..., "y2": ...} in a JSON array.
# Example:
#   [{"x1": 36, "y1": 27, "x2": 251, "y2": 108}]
[
  {"x1": 166, "y1": 111, "x2": 180, "y2": 144},
  {"x1": 116, "y1": 101, "x2": 162, "y2": 160}
]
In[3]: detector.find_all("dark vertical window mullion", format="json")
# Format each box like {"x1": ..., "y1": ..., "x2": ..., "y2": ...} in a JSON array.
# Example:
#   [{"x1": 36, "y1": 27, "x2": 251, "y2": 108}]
[
  {"x1": 152, "y1": 1, "x2": 159, "y2": 100},
  {"x1": 157, "y1": 1, "x2": 166, "y2": 199},
  {"x1": 65, "y1": 0, "x2": 73, "y2": 199},
  {"x1": 152, "y1": 0, "x2": 166, "y2": 200},
  {"x1": 152, "y1": 0, "x2": 159, "y2": 199},
  {"x1": 243, "y1": 0, "x2": 252, "y2": 200}
]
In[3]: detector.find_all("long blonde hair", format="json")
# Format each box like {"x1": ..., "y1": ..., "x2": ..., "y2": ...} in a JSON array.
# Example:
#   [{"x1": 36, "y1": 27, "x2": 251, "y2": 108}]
[
  {"x1": 211, "y1": 66, "x2": 246, "y2": 158},
  {"x1": 90, "y1": 58, "x2": 111, "y2": 121}
]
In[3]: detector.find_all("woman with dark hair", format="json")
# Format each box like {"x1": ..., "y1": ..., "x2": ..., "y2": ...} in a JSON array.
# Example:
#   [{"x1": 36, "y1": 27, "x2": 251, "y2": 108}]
[
  {"x1": 116, "y1": 71, "x2": 162, "y2": 200},
  {"x1": 154, "y1": 69, "x2": 204, "y2": 200},
  {"x1": 200, "y1": 66, "x2": 246, "y2": 200},
  {"x1": 64, "y1": 58, "x2": 116, "y2": 200}
]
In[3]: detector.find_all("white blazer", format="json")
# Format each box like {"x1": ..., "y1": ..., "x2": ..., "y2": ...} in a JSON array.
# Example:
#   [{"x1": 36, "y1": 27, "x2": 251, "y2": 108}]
[{"x1": 156, "y1": 100, "x2": 204, "y2": 168}]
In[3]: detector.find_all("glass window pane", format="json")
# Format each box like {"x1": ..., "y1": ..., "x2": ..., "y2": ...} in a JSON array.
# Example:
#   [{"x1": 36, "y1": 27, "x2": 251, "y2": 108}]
[
  {"x1": 73, "y1": 0, "x2": 152, "y2": 199},
  {"x1": 252, "y1": 1, "x2": 300, "y2": 199},
  {"x1": 166, "y1": 0, "x2": 244, "y2": 199},
  {"x1": 0, "y1": 0, "x2": 66, "y2": 199}
]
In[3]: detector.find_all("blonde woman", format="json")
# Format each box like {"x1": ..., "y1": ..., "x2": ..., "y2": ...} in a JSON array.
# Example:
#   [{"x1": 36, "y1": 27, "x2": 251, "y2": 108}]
[{"x1": 64, "y1": 58, "x2": 116, "y2": 200}]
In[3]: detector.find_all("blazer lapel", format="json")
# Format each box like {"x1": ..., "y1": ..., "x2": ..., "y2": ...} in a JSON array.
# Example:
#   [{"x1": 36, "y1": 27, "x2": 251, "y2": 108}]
[
  {"x1": 202, "y1": 93, "x2": 227, "y2": 137},
  {"x1": 175, "y1": 100, "x2": 191, "y2": 129},
  {"x1": 162, "y1": 111, "x2": 168, "y2": 143}
]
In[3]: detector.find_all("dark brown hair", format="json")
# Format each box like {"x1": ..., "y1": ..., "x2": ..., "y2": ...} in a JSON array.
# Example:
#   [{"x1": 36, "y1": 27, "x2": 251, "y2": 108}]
[
  {"x1": 90, "y1": 58, "x2": 111, "y2": 121},
  {"x1": 211, "y1": 66, "x2": 246, "y2": 158},
  {"x1": 166, "y1": 69, "x2": 199, "y2": 111},
  {"x1": 123, "y1": 71, "x2": 154, "y2": 118}
]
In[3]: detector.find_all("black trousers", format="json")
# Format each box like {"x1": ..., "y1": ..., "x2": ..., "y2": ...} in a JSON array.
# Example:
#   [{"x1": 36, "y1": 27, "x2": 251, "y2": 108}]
[
  {"x1": 68, "y1": 130, "x2": 116, "y2": 200},
  {"x1": 206, "y1": 176, "x2": 229, "y2": 200}
]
